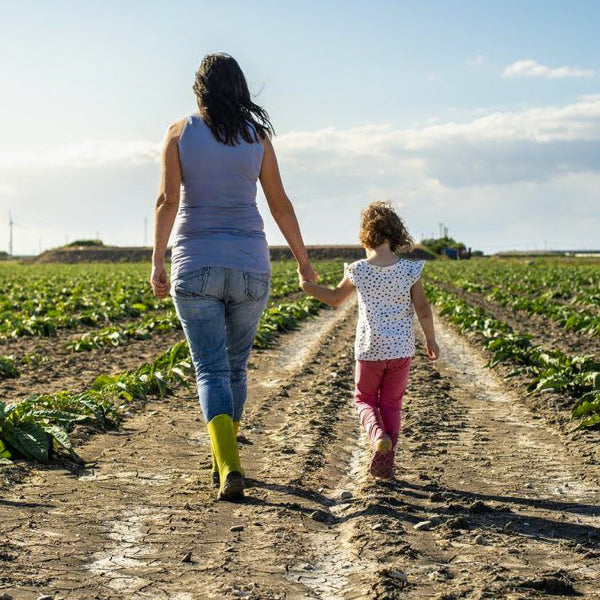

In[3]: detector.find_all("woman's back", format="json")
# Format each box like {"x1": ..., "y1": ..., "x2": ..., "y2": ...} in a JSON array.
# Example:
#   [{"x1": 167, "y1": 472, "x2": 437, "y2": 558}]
[
  {"x1": 171, "y1": 115, "x2": 269, "y2": 280},
  {"x1": 178, "y1": 115, "x2": 263, "y2": 210}
]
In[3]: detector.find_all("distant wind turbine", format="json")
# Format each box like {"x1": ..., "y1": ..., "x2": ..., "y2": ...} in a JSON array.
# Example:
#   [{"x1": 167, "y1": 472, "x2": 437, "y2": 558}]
[{"x1": 8, "y1": 211, "x2": 14, "y2": 256}]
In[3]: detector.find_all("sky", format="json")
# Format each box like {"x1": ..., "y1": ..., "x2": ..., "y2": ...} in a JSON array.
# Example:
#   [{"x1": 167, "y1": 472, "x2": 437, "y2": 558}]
[{"x1": 1, "y1": 0, "x2": 599, "y2": 255}]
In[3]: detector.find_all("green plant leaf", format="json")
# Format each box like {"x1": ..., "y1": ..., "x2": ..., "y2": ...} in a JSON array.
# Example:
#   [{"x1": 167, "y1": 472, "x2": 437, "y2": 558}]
[
  {"x1": 2, "y1": 421, "x2": 50, "y2": 463},
  {"x1": 43, "y1": 424, "x2": 73, "y2": 452}
]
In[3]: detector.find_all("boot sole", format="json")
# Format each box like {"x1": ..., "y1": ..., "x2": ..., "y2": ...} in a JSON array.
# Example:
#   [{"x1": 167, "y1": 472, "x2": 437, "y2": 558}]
[{"x1": 218, "y1": 471, "x2": 245, "y2": 501}]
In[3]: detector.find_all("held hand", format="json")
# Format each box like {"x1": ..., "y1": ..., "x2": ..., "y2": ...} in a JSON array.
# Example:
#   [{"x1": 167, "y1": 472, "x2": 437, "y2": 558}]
[
  {"x1": 298, "y1": 270, "x2": 307, "y2": 290},
  {"x1": 426, "y1": 339, "x2": 440, "y2": 361},
  {"x1": 298, "y1": 261, "x2": 319, "y2": 286},
  {"x1": 298, "y1": 277, "x2": 313, "y2": 294},
  {"x1": 150, "y1": 264, "x2": 170, "y2": 298}
]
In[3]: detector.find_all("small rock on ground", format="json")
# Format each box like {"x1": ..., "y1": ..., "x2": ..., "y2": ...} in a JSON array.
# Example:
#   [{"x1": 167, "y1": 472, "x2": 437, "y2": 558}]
[
  {"x1": 446, "y1": 516, "x2": 469, "y2": 530},
  {"x1": 309, "y1": 509, "x2": 330, "y2": 523},
  {"x1": 468, "y1": 500, "x2": 489, "y2": 513}
]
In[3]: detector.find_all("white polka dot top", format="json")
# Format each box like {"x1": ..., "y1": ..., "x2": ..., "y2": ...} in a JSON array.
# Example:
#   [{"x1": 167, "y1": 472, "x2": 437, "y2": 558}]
[{"x1": 345, "y1": 258, "x2": 425, "y2": 361}]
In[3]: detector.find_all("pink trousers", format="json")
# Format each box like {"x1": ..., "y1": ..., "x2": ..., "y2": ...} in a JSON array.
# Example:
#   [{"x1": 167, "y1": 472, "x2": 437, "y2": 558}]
[{"x1": 355, "y1": 357, "x2": 412, "y2": 448}]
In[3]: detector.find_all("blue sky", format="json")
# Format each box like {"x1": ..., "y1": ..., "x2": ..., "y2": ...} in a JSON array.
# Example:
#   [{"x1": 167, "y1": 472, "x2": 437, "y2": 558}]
[{"x1": 1, "y1": 0, "x2": 599, "y2": 254}]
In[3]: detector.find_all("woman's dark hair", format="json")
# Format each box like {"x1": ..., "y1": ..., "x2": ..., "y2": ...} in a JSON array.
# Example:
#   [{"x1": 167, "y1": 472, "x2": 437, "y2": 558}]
[
  {"x1": 193, "y1": 53, "x2": 275, "y2": 145},
  {"x1": 359, "y1": 201, "x2": 414, "y2": 253}
]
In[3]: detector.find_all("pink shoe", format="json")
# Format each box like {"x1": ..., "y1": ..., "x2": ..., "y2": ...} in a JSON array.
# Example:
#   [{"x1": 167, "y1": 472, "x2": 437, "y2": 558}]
[{"x1": 369, "y1": 442, "x2": 395, "y2": 479}]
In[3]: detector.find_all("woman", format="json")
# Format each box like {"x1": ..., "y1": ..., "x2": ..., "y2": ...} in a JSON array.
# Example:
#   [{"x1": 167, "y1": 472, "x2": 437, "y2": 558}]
[{"x1": 150, "y1": 53, "x2": 317, "y2": 501}]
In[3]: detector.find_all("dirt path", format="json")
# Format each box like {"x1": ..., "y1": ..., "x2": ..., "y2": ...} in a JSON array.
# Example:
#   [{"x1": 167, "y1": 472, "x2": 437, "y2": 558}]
[{"x1": 1, "y1": 303, "x2": 599, "y2": 599}]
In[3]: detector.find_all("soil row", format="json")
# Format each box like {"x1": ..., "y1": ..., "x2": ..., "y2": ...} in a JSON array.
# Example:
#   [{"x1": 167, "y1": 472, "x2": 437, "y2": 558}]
[
  {"x1": 430, "y1": 281, "x2": 598, "y2": 359},
  {"x1": 0, "y1": 327, "x2": 186, "y2": 403}
]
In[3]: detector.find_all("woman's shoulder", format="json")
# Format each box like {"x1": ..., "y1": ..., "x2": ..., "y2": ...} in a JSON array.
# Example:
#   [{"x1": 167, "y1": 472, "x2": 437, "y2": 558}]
[{"x1": 165, "y1": 117, "x2": 188, "y2": 140}]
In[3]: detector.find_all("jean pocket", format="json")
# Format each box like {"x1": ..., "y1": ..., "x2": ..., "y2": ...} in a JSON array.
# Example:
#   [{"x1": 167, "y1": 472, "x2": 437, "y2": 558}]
[
  {"x1": 244, "y1": 271, "x2": 270, "y2": 301},
  {"x1": 172, "y1": 267, "x2": 210, "y2": 298}
]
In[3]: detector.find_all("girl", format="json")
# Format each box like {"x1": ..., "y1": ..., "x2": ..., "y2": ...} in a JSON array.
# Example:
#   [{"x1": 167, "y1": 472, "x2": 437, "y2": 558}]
[{"x1": 300, "y1": 201, "x2": 439, "y2": 479}]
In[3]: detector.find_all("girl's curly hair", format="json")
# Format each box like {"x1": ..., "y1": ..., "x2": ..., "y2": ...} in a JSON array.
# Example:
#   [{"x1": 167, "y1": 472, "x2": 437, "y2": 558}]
[{"x1": 359, "y1": 201, "x2": 414, "y2": 253}]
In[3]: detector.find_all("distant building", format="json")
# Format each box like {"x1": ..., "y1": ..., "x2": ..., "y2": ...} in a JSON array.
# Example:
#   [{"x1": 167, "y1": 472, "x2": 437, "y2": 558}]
[{"x1": 442, "y1": 248, "x2": 459, "y2": 260}]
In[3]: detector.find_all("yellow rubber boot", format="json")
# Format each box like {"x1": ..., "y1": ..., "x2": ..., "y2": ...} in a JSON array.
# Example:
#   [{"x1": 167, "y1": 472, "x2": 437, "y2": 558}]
[
  {"x1": 207, "y1": 414, "x2": 244, "y2": 500},
  {"x1": 211, "y1": 421, "x2": 240, "y2": 487}
]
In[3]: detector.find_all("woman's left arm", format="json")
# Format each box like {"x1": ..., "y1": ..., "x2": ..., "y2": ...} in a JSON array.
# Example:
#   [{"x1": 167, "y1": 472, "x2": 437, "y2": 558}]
[{"x1": 151, "y1": 120, "x2": 184, "y2": 298}]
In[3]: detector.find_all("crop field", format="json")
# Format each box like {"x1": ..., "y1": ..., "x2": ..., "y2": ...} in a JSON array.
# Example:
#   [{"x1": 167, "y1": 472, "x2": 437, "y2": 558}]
[
  {"x1": 424, "y1": 258, "x2": 600, "y2": 430},
  {"x1": 1, "y1": 257, "x2": 600, "y2": 600}
]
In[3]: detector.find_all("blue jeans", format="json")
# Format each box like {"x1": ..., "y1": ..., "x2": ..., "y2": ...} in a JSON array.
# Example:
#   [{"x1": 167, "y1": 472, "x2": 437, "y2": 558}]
[{"x1": 171, "y1": 267, "x2": 270, "y2": 423}]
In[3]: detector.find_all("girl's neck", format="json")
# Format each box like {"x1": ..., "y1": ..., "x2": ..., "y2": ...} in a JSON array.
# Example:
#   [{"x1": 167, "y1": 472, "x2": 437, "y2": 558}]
[{"x1": 364, "y1": 243, "x2": 399, "y2": 266}]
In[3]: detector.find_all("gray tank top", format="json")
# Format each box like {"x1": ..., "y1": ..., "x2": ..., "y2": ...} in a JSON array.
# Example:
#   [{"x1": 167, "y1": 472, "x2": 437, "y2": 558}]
[{"x1": 170, "y1": 115, "x2": 270, "y2": 281}]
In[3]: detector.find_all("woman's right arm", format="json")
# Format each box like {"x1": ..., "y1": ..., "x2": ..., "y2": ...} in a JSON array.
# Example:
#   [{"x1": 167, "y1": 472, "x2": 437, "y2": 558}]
[
  {"x1": 259, "y1": 135, "x2": 318, "y2": 283},
  {"x1": 150, "y1": 120, "x2": 184, "y2": 298}
]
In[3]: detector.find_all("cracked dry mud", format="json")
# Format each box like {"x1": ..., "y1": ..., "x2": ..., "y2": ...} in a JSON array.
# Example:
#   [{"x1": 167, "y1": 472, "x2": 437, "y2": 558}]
[{"x1": 1, "y1": 300, "x2": 600, "y2": 599}]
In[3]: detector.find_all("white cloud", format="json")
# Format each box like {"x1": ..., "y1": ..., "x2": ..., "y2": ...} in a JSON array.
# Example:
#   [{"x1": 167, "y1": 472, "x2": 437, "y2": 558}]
[
  {"x1": 503, "y1": 59, "x2": 595, "y2": 79},
  {"x1": 274, "y1": 96, "x2": 600, "y2": 187},
  {"x1": 0, "y1": 139, "x2": 161, "y2": 169},
  {"x1": 5, "y1": 96, "x2": 600, "y2": 178}
]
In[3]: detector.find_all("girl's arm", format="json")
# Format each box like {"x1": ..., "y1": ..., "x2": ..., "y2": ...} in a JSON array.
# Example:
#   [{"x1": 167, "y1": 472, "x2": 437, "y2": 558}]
[
  {"x1": 410, "y1": 278, "x2": 440, "y2": 360},
  {"x1": 259, "y1": 135, "x2": 318, "y2": 283},
  {"x1": 301, "y1": 277, "x2": 355, "y2": 307},
  {"x1": 150, "y1": 120, "x2": 184, "y2": 298}
]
